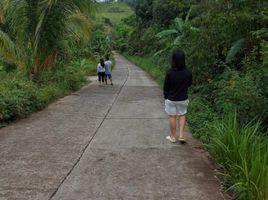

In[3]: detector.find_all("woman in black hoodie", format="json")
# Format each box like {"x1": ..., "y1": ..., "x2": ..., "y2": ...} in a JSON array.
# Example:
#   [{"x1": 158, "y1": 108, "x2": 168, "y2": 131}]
[{"x1": 164, "y1": 50, "x2": 192, "y2": 143}]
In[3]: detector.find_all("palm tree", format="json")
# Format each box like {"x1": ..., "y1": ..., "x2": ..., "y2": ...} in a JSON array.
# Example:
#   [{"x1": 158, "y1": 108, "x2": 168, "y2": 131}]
[{"x1": 0, "y1": 0, "x2": 95, "y2": 77}]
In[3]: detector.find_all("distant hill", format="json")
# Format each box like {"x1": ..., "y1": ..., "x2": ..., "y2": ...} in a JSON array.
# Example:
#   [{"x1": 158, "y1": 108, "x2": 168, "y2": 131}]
[{"x1": 96, "y1": 2, "x2": 133, "y2": 26}]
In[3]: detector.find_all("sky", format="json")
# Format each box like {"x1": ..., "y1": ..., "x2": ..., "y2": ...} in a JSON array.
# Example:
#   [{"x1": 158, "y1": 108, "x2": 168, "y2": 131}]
[{"x1": 96, "y1": 0, "x2": 118, "y2": 2}]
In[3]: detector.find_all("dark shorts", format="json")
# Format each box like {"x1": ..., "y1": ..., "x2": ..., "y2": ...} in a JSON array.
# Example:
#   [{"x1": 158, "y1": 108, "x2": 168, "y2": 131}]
[
  {"x1": 98, "y1": 72, "x2": 105, "y2": 82},
  {"x1": 105, "y1": 74, "x2": 112, "y2": 79}
]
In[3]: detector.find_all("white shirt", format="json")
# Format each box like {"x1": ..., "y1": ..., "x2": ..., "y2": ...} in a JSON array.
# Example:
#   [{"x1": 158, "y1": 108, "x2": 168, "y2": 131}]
[{"x1": 97, "y1": 64, "x2": 105, "y2": 73}]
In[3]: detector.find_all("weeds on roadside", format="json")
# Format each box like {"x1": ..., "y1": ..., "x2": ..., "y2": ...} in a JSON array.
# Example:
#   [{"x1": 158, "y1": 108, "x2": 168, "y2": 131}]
[
  {"x1": 207, "y1": 115, "x2": 268, "y2": 200},
  {"x1": 0, "y1": 58, "x2": 97, "y2": 125}
]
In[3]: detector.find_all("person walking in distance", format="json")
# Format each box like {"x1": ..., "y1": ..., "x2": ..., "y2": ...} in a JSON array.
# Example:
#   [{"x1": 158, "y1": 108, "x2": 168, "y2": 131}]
[
  {"x1": 164, "y1": 50, "x2": 192, "y2": 143},
  {"x1": 104, "y1": 55, "x2": 113, "y2": 85},
  {"x1": 97, "y1": 58, "x2": 106, "y2": 86}
]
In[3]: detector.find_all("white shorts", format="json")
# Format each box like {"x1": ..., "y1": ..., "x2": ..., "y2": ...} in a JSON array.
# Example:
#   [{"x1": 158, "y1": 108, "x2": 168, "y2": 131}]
[{"x1": 165, "y1": 99, "x2": 189, "y2": 116}]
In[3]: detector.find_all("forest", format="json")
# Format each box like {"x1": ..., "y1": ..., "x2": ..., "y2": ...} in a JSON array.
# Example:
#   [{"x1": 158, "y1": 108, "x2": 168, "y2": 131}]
[{"x1": 0, "y1": 0, "x2": 268, "y2": 199}]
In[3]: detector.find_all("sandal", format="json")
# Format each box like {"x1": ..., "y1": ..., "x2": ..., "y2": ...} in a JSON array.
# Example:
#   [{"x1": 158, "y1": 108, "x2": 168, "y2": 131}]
[
  {"x1": 178, "y1": 137, "x2": 187, "y2": 144},
  {"x1": 166, "y1": 136, "x2": 176, "y2": 143}
]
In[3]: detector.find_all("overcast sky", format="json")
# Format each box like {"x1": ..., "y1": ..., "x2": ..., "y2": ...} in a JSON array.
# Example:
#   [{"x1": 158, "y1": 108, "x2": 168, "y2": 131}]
[{"x1": 96, "y1": 0, "x2": 118, "y2": 2}]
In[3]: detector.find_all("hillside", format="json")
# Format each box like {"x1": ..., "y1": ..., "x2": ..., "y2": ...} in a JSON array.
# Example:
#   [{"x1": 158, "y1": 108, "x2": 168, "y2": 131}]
[{"x1": 96, "y1": 2, "x2": 133, "y2": 26}]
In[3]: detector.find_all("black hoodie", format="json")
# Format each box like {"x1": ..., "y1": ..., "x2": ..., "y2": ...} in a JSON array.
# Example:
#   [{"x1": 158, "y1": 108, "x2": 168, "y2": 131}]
[{"x1": 163, "y1": 68, "x2": 192, "y2": 101}]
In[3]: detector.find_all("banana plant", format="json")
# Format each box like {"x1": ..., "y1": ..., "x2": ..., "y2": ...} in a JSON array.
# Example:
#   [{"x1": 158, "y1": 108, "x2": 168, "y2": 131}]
[
  {"x1": 154, "y1": 18, "x2": 184, "y2": 57},
  {"x1": 154, "y1": 8, "x2": 198, "y2": 57}
]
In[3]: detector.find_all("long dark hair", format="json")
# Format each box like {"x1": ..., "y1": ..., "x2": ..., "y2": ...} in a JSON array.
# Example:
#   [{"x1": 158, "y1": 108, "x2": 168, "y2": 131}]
[
  {"x1": 100, "y1": 58, "x2": 105, "y2": 68},
  {"x1": 172, "y1": 50, "x2": 186, "y2": 70}
]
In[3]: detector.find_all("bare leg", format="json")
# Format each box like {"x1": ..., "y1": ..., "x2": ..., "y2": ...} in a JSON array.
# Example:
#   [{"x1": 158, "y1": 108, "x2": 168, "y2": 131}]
[
  {"x1": 178, "y1": 115, "x2": 186, "y2": 141},
  {"x1": 168, "y1": 115, "x2": 177, "y2": 140}
]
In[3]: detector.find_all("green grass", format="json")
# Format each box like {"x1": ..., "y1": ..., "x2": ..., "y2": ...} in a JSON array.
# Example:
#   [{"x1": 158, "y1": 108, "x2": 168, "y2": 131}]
[
  {"x1": 96, "y1": 2, "x2": 133, "y2": 26},
  {"x1": 207, "y1": 115, "x2": 268, "y2": 200}
]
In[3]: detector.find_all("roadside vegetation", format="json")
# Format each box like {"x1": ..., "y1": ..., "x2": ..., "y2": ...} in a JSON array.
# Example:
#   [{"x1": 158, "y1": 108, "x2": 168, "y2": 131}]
[
  {"x1": 115, "y1": 0, "x2": 268, "y2": 199},
  {"x1": 0, "y1": 0, "x2": 102, "y2": 127},
  {"x1": 96, "y1": 1, "x2": 133, "y2": 26},
  {"x1": 0, "y1": 0, "x2": 128, "y2": 127},
  {"x1": 1, "y1": 0, "x2": 268, "y2": 198}
]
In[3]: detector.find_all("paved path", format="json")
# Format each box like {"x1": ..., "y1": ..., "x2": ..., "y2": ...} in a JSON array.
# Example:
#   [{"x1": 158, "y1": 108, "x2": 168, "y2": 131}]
[{"x1": 0, "y1": 53, "x2": 224, "y2": 200}]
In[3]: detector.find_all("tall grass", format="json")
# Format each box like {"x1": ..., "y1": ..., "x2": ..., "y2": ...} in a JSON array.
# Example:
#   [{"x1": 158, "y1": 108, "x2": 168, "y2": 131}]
[{"x1": 207, "y1": 115, "x2": 268, "y2": 200}]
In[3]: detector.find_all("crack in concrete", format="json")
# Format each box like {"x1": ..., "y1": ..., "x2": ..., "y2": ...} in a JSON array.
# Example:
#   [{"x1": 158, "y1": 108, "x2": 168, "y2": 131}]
[
  {"x1": 106, "y1": 117, "x2": 167, "y2": 120},
  {"x1": 48, "y1": 55, "x2": 130, "y2": 200}
]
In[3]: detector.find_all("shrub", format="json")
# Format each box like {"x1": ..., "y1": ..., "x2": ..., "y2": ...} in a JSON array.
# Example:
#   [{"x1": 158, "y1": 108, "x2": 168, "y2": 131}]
[
  {"x1": 212, "y1": 69, "x2": 267, "y2": 124},
  {"x1": 187, "y1": 96, "x2": 218, "y2": 143},
  {"x1": 0, "y1": 79, "x2": 39, "y2": 121},
  {"x1": 207, "y1": 115, "x2": 268, "y2": 200},
  {"x1": 0, "y1": 58, "x2": 97, "y2": 126}
]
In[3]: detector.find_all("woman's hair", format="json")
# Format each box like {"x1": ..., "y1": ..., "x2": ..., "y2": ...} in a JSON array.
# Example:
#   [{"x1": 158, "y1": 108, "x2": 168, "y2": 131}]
[
  {"x1": 172, "y1": 50, "x2": 186, "y2": 70},
  {"x1": 105, "y1": 55, "x2": 109, "y2": 60},
  {"x1": 100, "y1": 58, "x2": 105, "y2": 67}
]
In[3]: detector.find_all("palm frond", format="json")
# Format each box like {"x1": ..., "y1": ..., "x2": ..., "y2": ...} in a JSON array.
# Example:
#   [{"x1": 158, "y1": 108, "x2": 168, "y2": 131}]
[
  {"x1": 34, "y1": 0, "x2": 95, "y2": 59},
  {"x1": 67, "y1": 13, "x2": 92, "y2": 44},
  {"x1": 3, "y1": 0, "x2": 95, "y2": 74},
  {"x1": 5, "y1": 0, "x2": 33, "y2": 44},
  {"x1": 0, "y1": 30, "x2": 23, "y2": 67},
  {"x1": 72, "y1": 0, "x2": 96, "y2": 17}
]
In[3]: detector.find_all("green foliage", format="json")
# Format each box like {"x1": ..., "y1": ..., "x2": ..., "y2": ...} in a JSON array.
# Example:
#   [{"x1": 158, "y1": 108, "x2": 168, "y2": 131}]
[
  {"x1": 115, "y1": 15, "x2": 136, "y2": 52},
  {"x1": 90, "y1": 2, "x2": 133, "y2": 58},
  {"x1": 0, "y1": 0, "x2": 95, "y2": 76},
  {"x1": 118, "y1": 1, "x2": 268, "y2": 199},
  {"x1": 226, "y1": 39, "x2": 245, "y2": 64},
  {"x1": 207, "y1": 115, "x2": 268, "y2": 200},
  {"x1": 212, "y1": 69, "x2": 268, "y2": 124},
  {"x1": 152, "y1": 0, "x2": 191, "y2": 26},
  {"x1": 0, "y1": 57, "x2": 97, "y2": 126},
  {"x1": 187, "y1": 97, "x2": 218, "y2": 143},
  {"x1": 89, "y1": 24, "x2": 114, "y2": 57},
  {"x1": 155, "y1": 29, "x2": 178, "y2": 38},
  {"x1": 0, "y1": 78, "x2": 39, "y2": 121},
  {"x1": 133, "y1": 0, "x2": 153, "y2": 25},
  {"x1": 154, "y1": 17, "x2": 192, "y2": 57},
  {"x1": 96, "y1": 2, "x2": 133, "y2": 26}
]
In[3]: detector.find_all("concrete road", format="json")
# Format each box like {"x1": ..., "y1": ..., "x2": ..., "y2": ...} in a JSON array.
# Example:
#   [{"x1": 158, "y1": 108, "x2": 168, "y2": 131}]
[{"x1": 0, "y1": 53, "x2": 224, "y2": 200}]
